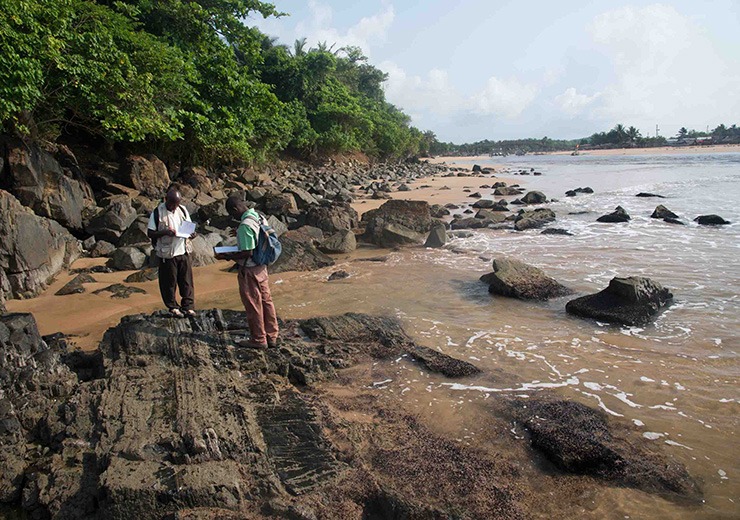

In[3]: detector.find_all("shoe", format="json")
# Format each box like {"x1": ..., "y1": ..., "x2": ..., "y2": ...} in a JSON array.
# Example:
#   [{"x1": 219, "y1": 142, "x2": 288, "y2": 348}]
[
  {"x1": 267, "y1": 338, "x2": 281, "y2": 348},
  {"x1": 184, "y1": 309, "x2": 196, "y2": 317},
  {"x1": 237, "y1": 339, "x2": 267, "y2": 349},
  {"x1": 170, "y1": 308, "x2": 184, "y2": 318}
]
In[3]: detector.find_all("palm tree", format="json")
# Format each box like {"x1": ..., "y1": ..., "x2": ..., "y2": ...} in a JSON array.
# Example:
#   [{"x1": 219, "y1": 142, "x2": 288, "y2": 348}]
[
  {"x1": 292, "y1": 37, "x2": 308, "y2": 57},
  {"x1": 626, "y1": 126, "x2": 641, "y2": 142},
  {"x1": 613, "y1": 123, "x2": 627, "y2": 143},
  {"x1": 678, "y1": 127, "x2": 688, "y2": 138}
]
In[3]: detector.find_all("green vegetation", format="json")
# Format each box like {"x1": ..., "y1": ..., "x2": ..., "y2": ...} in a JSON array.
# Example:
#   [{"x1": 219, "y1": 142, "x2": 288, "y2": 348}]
[
  {"x1": 430, "y1": 123, "x2": 740, "y2": 156},
  {"x1": 0, "y1": 0, "x2": 430, "y2": 164}
]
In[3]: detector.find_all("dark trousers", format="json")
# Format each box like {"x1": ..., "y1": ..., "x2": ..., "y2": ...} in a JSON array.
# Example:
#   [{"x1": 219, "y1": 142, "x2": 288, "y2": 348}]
[{"x1": 158, "y1": 254, "x2": 194, "y2": 311}]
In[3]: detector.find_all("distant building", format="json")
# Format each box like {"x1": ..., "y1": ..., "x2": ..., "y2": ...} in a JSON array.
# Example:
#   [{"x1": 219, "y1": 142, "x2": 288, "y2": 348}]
[{"x1": 667, "y1": 136, "x2": 712, "y2": 146}]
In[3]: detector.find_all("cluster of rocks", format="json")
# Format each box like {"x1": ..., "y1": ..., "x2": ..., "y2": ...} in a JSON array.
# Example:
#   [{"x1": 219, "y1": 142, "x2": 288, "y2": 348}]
[
  {"x1": 565, "y1": 186, "x2": 593, "y2": 197},
  {"x1": 0, "y1": 136, "x2": 450, "y2": 304},
  {"x1": 0, "y1": 307, "x2": 700, "y2": 518},
  {"x1": 480, "y1": 257, "x2": 673, "y2": 326},
  {"x1": 595, "y1": 201, "x2": 731, "y2": 227}
]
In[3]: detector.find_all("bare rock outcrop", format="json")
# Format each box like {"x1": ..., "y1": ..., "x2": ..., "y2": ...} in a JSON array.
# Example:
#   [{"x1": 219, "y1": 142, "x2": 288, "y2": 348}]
[
  {"x1": 481, "y1": 257, "x2": 572, "y2": 301},
  {"x1": 566, "y1": 276, "x2": 673, "y2": 326},
  {"x1": 0, "y1": 190, "x2": 81, "y2": 300},
  {"x1": 361, "y1": 200, "x2": 434, "y2": 247}
]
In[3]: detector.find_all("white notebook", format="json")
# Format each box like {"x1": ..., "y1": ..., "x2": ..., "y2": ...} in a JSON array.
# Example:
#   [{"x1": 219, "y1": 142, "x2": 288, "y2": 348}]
[
  {"x1": 213, "y1": 246, "x2": 239, "y2": 254},
  {"x1": 176, "y1": 221, "x2": 196, "y2": 238}
]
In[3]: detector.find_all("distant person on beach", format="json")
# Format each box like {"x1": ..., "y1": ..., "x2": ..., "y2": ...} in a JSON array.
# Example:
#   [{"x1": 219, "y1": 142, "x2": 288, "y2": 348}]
[
  {"x1": 147, "y1": 188, "x2": 197, "y2": 317},
  {"x1": 215, "y1": 196, "x2": 279, "y2": 348}
]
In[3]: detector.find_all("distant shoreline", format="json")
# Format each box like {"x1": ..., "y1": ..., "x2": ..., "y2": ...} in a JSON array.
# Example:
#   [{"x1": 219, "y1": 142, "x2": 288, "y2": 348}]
[{"x1": 430, "y1": 143, "x2": 740, "y2": 162}]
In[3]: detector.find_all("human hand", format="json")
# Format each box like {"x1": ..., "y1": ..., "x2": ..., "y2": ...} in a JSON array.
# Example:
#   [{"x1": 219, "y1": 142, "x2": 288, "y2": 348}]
[
  {"x1": 229, "y1": 228, "x2": 237, "y2": 237},
  {"x1": 189, "y1": 232, "x2": 197, "y2": 239},
  {"x1": 163, "y1": 228, "x2": 176, "y2": 237},
  {"x1": 214, "y1": 253, "x2": 226, "y2": 260}
]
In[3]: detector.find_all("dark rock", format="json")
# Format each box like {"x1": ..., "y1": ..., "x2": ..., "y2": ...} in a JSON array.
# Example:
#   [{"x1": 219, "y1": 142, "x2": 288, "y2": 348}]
[
  {"x1": 361, "y1": 200, "x2": 433, "y2": 247},
  {"x1": 264, "y1": 192, "x2": 299, "y2": 217},
  {"x1": 119, "y1": 216, "x2": 151, "y2": 246},
  {"x1": 286, "y1": 186, "x2": 318, "y2": 209},
  {"x1": 55, "y1": 274, "x2": 96, "y2": 296},
  {"x1": 107, "y1": 246, "x2": 147, "y2": 271},
  {"x1": 566, "y1": 276, "x2": 672, "y2": 326},
  {"x1": 511, "y1": 398, "x2": 701, "y2": 501},
  {"x1": 521, "y1": 191, "x2": 547, "y2": 204},
  {"x1": 483, "y1": 257, "x2": 572, "y2": 300},
  {"x1": 124, "y1": 268, "x2": 158, "y2": 283},
  {"x1": 90, "y1": 240, "x2": 116, "y2": 258},
  {"x1": 93, "y1": 283, "x2": 146, "y2": 298},
  {"x1": 541, "y1": 228, "x2": 573, "y2": 236},
  {"x1": 318, "y1": 230, "x2": 357, "y2": 254},
  {"x1": 188, "y1": 233, "x2": 222, "y2": 267},
  {"x1": 327, "y1": 270, "x2": 350, "y2": 281},
  {"x1": 284, "y1": 226, "x2": 324, "y2": 245},
  {"x1": 663, "y1": 218, "x2": 685, "y2": 225},
  {"x1": 271, "y1": 237, "x2": 335, "y2": 274},
  {"x1": 494, "y1": 187, "x2": 522, "y2": 196},
  {"x1": 3, "y1": 139, "x2": 92, "y2": 230},
  {"x1": 424, "y1": 225, "x2": 447, "y2": 248},
  {"x1": 264, "y1": 214, "x2": 288, "y2": 237},
  {"x1": 469, "y1": 192, "x2": 482, "y2": 198},
  {"x1": 576, "y1": 187, "x2": 594, "y2": 194},
  {"x1": 472, "y1": 164, "x2": 482, "y2": 172},
  {"x1": 120, "y1": 155, "x2": 170, "y2": 198},
  {"x1": 429, "y1": 204, "x2": 450, "y2": 218},
  {"x1": 305, "y1": 202, "x2": 359, "y2": 234},
  {"x1": 405, "y1": 344, "x2": 481, "y2": 378},
  {"x1": 565, "y1": 190, "x2": 577, "y2": 197},
  {"x1": 651, "y1": 205, "x2": 678, "y2": 219},
  {"x1": 180, "y1": 166, "x2": 213, "y2": 192},
  {"x1": 514, "y1": 208, "x2": 556, "y2": 231},
  {"x1": 0, "y1": 190, "x2": 81, "y2": 300},
  {"x1": 636, "y1": 192, "x2": 665, "y2": 198},
  {"x1": 694, "y1": 214, "x2": 730, "y2": 226},
  {"x1": 474, "y1": 210, "x2": 508, "y2": 223},
  {"x1": 86, "y1": 199, "x2": 138, "y2": 244},
  {"x1": 510, "y1": 198, "x2": 525, "y2": 205},
  {"x1": 597, "y1": 206, "x2": 631, "y2": 223}
]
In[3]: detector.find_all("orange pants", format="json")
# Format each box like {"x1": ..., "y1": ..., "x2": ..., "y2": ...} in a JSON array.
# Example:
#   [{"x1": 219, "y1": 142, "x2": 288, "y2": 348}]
[{"x1": 237, "y1": 264, "x2": 279, "y2": 345}]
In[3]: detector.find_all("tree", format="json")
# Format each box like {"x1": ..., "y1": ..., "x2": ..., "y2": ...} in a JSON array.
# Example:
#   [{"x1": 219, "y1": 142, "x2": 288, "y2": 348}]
[
  {"x1": 626, "y1": 126, "x2": 641, "y2": 142},
  {"x1": 678, "y1": 127, "x2": 688, "y2": 138}
]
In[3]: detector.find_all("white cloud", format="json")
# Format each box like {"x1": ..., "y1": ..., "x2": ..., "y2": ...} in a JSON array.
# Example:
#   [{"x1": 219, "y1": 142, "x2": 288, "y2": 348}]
[
  {"x1": 471, "y1": 77, "x2": 538, "y2": 118},
  {"x1": 584, "y1": 4, "x2": 740, "y2": 133},
  {"x1": 258, "y1": 1, "x2": 394, "y2": 57},
  {"x1": 555, "y1": 87, "x2": 601, "y2": 117}
]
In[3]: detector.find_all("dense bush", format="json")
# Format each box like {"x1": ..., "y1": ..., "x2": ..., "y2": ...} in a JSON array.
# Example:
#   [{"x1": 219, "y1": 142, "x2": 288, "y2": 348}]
[{"x1": 0, "y1": 0, "x2": 427, "y2": 164}]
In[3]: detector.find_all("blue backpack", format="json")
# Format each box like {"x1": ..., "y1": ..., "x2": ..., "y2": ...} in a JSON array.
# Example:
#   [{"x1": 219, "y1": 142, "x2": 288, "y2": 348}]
[{"x1": 244, "y1": 214, "x2": 282, "y2": 266}]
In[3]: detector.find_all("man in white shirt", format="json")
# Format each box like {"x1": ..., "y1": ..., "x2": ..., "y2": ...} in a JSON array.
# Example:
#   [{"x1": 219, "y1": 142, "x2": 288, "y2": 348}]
[{"x1": 147, "y1": 188, "x2": 197, "y2": 317}]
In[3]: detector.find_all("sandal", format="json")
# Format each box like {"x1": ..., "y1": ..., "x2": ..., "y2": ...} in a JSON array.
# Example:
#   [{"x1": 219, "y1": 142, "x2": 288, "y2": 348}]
[{"x1": 170, "y1": 308, "x2": 184, "y2": 318}]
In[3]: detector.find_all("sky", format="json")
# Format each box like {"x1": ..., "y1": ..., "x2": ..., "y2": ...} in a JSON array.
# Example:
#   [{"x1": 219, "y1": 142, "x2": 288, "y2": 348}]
[{"x1": 248, "y1": 0, "x2": 740, "y2": 143}]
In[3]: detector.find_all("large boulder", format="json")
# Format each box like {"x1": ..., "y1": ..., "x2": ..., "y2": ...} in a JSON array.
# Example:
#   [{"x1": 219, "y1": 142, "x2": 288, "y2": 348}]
[
  {"x1": 0, "y1": 190, "x2": 81, "y2": 300},
  {"x1": 118, "y1": 216, "x2": 151, "y2": 246},
  {"x1": 318, "y1": 230, "x2": 356, "y2": 254},
  {"x1": 694, "y1": 214, "x2": 730, "y2": 226},
  {"x1": 2, "y1": 138, "x2": 93, "y2": 230},
  {"x1": 651, "y1": 205, "x2": 678, "y2": 219},
  {"x1": 597, "y1": 206, "x2": 631, "y2": 223},
  {"x1": 494, "y1": 186, "x2": 522, "y2": 196},
  {"x1": 85, "y1": 199, "x2": 138, "y2": 244},
  {"x1": 361, "y1": 200, "x2": 433, "y2": 247},
  {"x1": 424, "y1": 224, "x2": 447, "y2": 248},
  {"x1": 284, "y1": 225, "x2": 323, "y2": 245},
  {"x1": 119, "y1": 155, "x2": 170, "y2": 198},
  {"x1": 521, "y1": 191, "x2": 547, "y2": 204},
  {"x1": 482, "y1": 257, "x2": 572, "y2": 300},
  {"x1": 514, "y1": 208, "x2": 556, "y2": 231},
  {"x1": 263, "y1": 192, "x2": 299, "y2": 217},
  {"x1": 270, "y1": 236, "x2": 335, "y2": 274},
  {"x1": 107, "y1": 246, "x2": 147, "y2": 271},
  {"x1": 305, "y1": 202, "x2": 359, "y2": 234},
  {"x1": 510, "y1": 398, "x2": 701, "y2": 500},
  {"x1": 566, "y1": 276, "x2": 672, "y2": 326},
  {"x1": 189, "y1": 233, "x2": 222, "y2": 267}
]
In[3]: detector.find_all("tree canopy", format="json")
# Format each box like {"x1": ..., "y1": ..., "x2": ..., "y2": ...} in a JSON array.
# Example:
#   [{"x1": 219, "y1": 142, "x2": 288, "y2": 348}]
[{"x1": 0, "y1": 0, "x2": 429, "y2": 164}]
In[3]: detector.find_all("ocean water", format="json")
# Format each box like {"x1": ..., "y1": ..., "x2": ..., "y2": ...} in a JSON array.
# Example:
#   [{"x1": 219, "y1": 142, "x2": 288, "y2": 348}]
[{"x1": 260, "y1": 152, "x2": 740, "y2": 518}]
